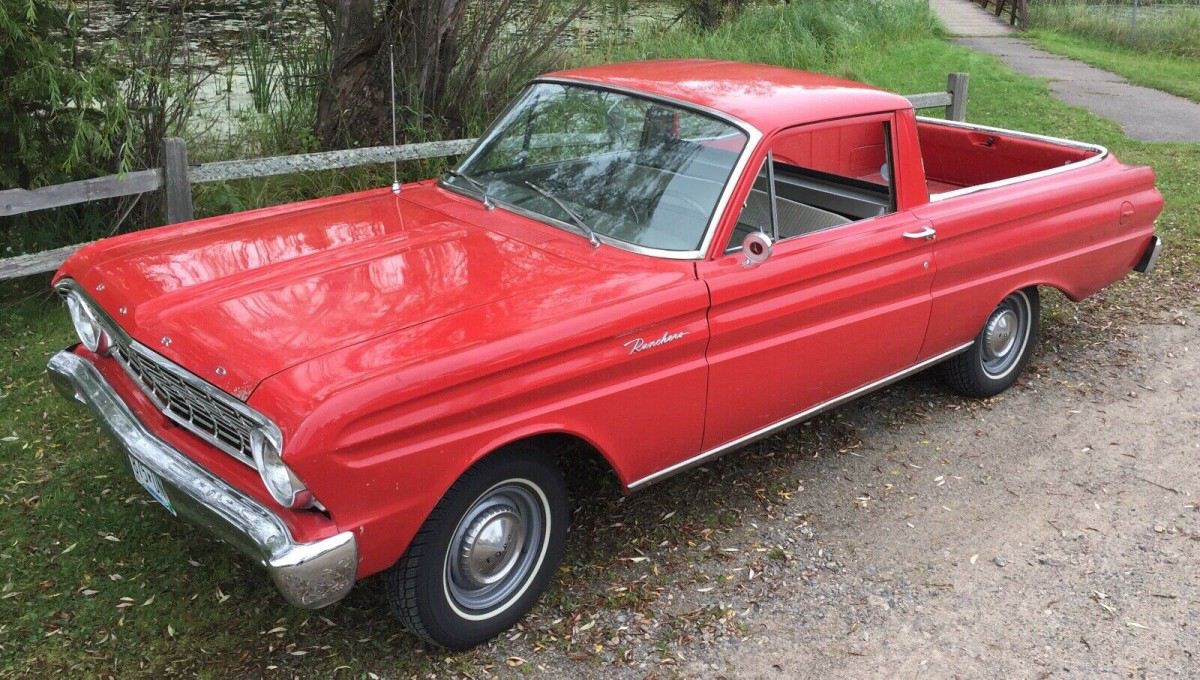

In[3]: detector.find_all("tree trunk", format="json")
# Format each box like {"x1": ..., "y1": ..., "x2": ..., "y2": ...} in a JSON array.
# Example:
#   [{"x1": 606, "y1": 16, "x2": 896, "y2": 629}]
[
  {"x1": 313, "y1": 0, "x2": 588, "y2": 148},
  {"x1": 314, "y1": 0, "x2": 381, "y2": 146}
]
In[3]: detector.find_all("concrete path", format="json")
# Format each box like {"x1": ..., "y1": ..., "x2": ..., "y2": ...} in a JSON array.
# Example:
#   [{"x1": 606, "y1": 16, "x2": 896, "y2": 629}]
[
  {"x1": 929, "y1": 0, "x2": 1200, "y2": 143},
  {"x1": 928, "y1": 0, "x2": 1015, "y2": 36}
]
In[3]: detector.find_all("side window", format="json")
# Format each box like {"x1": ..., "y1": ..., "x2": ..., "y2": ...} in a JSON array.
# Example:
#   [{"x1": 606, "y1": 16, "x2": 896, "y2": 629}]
[
  {"x1": 727, "y1": 158, "x2": 773, "y2": 249},
  {"x1": 726, "y1": 119, "x2": 895, "y2": 252}
]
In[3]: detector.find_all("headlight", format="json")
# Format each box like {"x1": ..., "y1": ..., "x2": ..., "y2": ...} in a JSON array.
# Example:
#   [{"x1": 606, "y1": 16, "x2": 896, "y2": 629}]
[
  {"x1": 65, "y1": 292, "x2": 110, "y2": 354},
  {"x1": 250, "y1": 428, "x2": 312, "y2": 508}
]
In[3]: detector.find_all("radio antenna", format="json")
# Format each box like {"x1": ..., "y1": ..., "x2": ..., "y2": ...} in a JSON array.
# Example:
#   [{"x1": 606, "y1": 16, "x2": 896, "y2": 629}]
[{"x1": 389, "y1": 42, "x2": 400, "y2": 193}]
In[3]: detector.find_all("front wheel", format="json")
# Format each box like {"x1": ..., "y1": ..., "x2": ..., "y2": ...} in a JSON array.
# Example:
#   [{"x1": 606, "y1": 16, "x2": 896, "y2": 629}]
[
  {"x1": 385, "y1": 446, "x2": 568, "y2": 650},
  {"x1": 941, "y1": 288, "x2": 1040, "y2": 398}
]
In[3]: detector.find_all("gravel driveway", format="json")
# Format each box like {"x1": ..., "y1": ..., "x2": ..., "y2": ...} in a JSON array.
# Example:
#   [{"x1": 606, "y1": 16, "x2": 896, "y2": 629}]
[
  {"x1": 676, "y1": 307, "x2": 1199, "y2": 678},
  {"x1": 505, "y1": 295, "x2": 1197, "y2": 679}
]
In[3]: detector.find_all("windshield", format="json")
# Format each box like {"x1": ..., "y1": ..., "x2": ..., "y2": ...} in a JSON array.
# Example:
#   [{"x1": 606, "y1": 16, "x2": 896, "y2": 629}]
[{"x1": 448, "y1": 82, "x2": 748, "y2": 253}]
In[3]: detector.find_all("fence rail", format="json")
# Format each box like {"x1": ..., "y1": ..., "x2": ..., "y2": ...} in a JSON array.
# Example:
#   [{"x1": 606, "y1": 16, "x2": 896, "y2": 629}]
[
  {"x1": 1, "y1": 74, "x2": 969, "y2": 282},
  {"x1": 980, "y1": 0, "x2": 1029, "y2": 27}
]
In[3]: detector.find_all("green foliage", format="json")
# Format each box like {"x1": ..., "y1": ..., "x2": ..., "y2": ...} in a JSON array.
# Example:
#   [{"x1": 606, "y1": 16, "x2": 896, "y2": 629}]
[
  {"x1": 675, "y1": 0, "x2": 750, "y2": 28},
  {"x1": 0, "y1": 0, "x2": 130, "y2": 188},
  {"x1": 583, "y1": 0, "x2": 943, "y2": 78},
  {"x1": 241, "y1": 30, "x2": 277, "y2": 115},
  {"x1": 1028, "y1": 0, "x2": 1200, "y2": 58}
]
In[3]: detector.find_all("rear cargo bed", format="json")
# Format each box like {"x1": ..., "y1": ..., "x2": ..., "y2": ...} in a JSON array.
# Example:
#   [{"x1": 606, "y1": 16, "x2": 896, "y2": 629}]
[{"x1": 916, "y1": 118, "x2": 1106, "y2": 200}]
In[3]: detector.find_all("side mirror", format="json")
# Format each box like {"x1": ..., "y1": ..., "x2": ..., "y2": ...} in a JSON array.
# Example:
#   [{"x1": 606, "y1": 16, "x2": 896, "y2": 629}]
[{"x1": 742, "y1": 231, "x2": 774, "y2": 266}]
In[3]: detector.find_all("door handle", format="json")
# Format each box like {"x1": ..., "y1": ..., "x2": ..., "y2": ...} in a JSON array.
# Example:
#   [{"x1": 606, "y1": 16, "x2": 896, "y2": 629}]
[{"x1": 902, "y1": 226, "x2": 936, "y2": 241}]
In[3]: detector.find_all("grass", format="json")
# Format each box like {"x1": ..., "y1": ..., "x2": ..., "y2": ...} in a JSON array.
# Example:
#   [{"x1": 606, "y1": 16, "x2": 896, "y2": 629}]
[
  {"x1": 1028, "y1": 0, "x2": 1200, "y2": 59},
  {"x1": 1025, "y1": 30, "x2": 1200, "y2": 105},
  {"x1": 583, "y1": 0, "x2": 943, "y2": 74},
  {"x1": 2, "y1": 0, "x2": 1199, "y2": 675}
]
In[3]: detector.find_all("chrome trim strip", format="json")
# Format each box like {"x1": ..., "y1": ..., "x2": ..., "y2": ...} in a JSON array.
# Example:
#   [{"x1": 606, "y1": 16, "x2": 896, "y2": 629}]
[
  {"x1": 451, "y1": 78, "x2": 765, "y2": 261},
  {"x1": 916, "y1": 117, "x2": 1109, "y2": 203},
  {"x1": 53, "y1": 278, "x2": 277, "y2": 467},
  {"x1": 627, "y1": 342, "x2": 974, "y2": 490},
  {"x1": 47, "y1": 350, "x2": 357, "y2": 608}
]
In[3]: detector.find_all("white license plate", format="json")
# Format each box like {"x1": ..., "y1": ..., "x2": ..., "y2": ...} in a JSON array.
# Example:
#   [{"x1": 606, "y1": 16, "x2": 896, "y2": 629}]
[{"x1": 129, "y1": 455, "x2": 176, "y2": 515}]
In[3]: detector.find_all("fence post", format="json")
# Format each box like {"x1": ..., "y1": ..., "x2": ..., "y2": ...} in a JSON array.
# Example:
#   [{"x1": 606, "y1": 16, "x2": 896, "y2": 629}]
[
  {"x1": 162, "y1": 137, "x2": 194, "y2": 224},
  {"x1": 1130, "y1": 0, "x2": 1139, "y2": 46},
  {"x1": 946, "y1": 73, "x2": 969, "y2": 122}
]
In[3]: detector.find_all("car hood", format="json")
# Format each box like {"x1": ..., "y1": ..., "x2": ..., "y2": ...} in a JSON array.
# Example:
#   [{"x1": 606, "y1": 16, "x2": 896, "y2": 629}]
[{"x1": 63, "y1": 186, "x2": 599, "y2": 399}]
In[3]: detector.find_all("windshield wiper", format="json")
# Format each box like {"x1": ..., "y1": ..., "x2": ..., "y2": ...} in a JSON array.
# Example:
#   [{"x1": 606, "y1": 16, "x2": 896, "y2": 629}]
[
  {"x1": 444, "y1": 170, "x2": 495, "y2": 210},
  {"x1": 523, "y1": 181, "x2": 600, "y2": 248}
]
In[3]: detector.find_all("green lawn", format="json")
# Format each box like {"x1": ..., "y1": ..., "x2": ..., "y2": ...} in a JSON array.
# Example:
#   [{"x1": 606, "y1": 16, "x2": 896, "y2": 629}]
[
  {"x1": 2, "y1": 4, "x2": 1198, "y2": 676},
  {"x1": 1027, "y1": 30, "x2": 1200, "y2": 105}
]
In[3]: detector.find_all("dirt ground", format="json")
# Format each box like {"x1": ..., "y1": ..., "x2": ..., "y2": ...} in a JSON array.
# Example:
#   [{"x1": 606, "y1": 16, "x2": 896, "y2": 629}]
[{"x1": 525, "y1": 300, "x2": 1198, "y2": 679}]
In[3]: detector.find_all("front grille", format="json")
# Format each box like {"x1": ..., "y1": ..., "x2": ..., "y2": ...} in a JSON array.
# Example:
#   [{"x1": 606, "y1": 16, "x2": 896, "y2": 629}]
[{"x1": 114, "y1": 344, "x2": 259, "y2": 466}]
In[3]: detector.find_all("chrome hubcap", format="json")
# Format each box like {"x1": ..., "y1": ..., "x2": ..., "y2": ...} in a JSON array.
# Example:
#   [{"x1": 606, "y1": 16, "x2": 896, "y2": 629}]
[
  {"x1": 456, "y1": 505, "x2": 526, "y2": 588},
  {"x1": 984, "y1": 309, "x2": 1018, "y2": 359},
  {"x1": 445, "y1": 482, "x2": 546, "y2": 613},
  {"x1": 980, "y1": 293, "x2": 1030, "y2": 378}
]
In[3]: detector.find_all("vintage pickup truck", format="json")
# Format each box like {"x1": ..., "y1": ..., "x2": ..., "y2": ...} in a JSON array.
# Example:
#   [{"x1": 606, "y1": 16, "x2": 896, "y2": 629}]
[{"x1": 47, "y1": 60, "x2": 1162, "y2": 649}]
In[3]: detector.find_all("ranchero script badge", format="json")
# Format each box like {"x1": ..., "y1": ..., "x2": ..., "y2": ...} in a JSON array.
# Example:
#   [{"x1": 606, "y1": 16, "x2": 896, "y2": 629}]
[{"x1": 624, "y1": 330, "x2": 688, "y2": 355}]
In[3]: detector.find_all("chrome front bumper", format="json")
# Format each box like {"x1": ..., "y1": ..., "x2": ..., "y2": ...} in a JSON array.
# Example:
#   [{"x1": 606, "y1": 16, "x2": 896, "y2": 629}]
[{"x1": 47, "y1": 350, "x2": 357, "y2": 609}]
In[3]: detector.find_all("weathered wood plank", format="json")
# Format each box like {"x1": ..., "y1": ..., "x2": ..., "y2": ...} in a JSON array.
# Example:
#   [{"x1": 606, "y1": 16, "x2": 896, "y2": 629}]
[
  {"x1": 0, "y1": 170, "x2": 161, "y2": 217},
  {"x1": 906, "y1": 92, "x2": 954, "y2": 110},
  {"x1": 0, "y1": 242, "x2": 90, "y2": 280},
  {"x1": 946, "y1": 73, "x2": 970, "y2": 121},
  {"x1": 162, "y1": 137, "x2": 194, "y2": 224},
  {"x1": 190, "y1": 139, "x2": 478, "y2": 184}
]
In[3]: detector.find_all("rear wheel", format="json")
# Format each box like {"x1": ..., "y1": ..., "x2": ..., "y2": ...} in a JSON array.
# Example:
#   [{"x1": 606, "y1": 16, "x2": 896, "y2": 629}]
[
  {"x1": 385, "y1": 445, "x2": 568, "y2": 650},
  {"x1": 941, "y1": 288, "x2": 1040, "y2": 398}
]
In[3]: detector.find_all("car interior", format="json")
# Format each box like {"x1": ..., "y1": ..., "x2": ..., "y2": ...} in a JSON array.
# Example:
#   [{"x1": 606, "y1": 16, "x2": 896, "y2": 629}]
[{"x1": 727, "y1": 120, "x2": 895, "y2": 251}]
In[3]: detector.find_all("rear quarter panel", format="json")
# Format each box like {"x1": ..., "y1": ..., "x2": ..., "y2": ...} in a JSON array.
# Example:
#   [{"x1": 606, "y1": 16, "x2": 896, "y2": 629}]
[{"x1": 914, "y1": 154, "x2": 1161, "y2": 359}]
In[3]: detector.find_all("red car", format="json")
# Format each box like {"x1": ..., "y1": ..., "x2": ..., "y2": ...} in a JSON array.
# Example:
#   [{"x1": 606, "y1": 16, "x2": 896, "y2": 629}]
[{"x1": 47, "y1": 60, "x2": 1162, "y2": 649}]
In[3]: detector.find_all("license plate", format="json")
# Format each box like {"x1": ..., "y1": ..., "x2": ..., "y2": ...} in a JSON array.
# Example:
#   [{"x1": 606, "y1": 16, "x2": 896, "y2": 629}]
[{"x1": 129, "y1": 455, "x2": 176, "y2": 515}]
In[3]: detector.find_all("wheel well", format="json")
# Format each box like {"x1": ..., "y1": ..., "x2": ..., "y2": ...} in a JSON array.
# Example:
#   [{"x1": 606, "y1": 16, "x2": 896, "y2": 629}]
[
  {"x1": 1025, "y1": 281, "x2": 1080, "y2": 303},
  {"x1": 493, "y1": 433, "x2": 624, "y2": 497}
]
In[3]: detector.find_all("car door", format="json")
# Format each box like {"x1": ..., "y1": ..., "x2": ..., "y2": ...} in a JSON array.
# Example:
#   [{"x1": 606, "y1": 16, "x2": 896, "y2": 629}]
[{"x1": 696, "y1": 114, "x2": 937, "y2": 450}]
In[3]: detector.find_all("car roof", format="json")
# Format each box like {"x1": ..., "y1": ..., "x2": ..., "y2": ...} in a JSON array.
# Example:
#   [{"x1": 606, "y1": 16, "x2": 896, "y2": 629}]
[{"x1": 542, "y1": 59, "x2": 912, "y2": 135}]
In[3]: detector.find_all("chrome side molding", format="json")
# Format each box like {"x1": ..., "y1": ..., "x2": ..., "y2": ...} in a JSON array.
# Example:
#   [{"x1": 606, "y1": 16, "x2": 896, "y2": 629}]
[{"x1": 627, "y1": 341, "x2": 974, "y2": 490}]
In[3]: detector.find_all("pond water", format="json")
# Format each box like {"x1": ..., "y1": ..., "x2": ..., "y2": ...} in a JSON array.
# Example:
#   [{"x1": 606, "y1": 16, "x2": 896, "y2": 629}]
[{"x1": 76, "y1": 1, "x2": 679, "y2": 139}]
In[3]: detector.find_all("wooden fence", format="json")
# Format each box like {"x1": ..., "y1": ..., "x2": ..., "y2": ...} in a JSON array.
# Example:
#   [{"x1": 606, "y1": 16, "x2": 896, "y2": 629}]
[
  {"x1": 980, "y1": 0, "x2": 1029, "y2": 28},
  {"x1": 0, "y1": 73, "x2": 969, "y2": 281}
]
